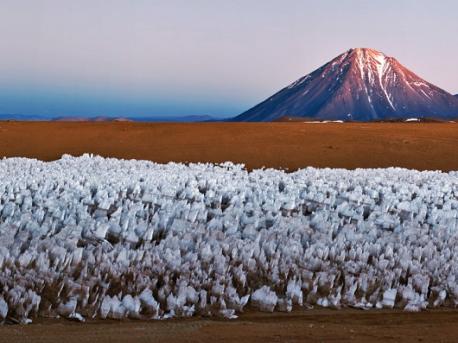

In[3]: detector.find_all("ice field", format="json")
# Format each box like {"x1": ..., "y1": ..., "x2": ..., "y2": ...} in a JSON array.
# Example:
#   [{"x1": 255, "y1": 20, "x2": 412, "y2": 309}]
[{"x1": 0, "y1": 155, "x2": 458, "y2": 323}]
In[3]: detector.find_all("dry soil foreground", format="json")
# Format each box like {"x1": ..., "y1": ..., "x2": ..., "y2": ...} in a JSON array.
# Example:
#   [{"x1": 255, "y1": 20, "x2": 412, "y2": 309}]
[
  {"x1": 0, "y1": 121, "x2": 457, "y2": 171},
  {"x1": 2, "y1": 310, "x2": 458, "y2": 343}
]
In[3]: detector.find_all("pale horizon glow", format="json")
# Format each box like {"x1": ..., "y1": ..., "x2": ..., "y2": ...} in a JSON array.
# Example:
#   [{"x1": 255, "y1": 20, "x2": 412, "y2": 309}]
[{"x1": 1, "y1": 0, "x2": 457, "y2": 118}]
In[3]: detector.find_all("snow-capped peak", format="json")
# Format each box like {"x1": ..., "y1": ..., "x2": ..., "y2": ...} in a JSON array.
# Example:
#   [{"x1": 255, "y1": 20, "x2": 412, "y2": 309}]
[
  {"x1": 347, "y1": 49, "x2": 395, "y2": 109},
  {"x1": 235, "y1": 48, "x2": 458, "y2": 121}
]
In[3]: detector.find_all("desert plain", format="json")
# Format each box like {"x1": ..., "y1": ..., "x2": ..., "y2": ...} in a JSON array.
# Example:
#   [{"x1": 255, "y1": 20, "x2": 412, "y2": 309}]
[{"x1": 0, "y1": 121, "x2": 457, "y2": 171}]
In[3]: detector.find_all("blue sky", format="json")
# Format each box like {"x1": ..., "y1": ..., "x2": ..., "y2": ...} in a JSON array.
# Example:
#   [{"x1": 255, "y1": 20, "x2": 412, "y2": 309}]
[{"x1": 1, "y1": 0, "x2": 457, "y2": 118}]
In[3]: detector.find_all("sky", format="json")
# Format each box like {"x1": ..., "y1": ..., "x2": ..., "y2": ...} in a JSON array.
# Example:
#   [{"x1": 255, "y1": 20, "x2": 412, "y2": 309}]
[{"x1": 0, "y1": 0, "x2": 457, "y2": 118}]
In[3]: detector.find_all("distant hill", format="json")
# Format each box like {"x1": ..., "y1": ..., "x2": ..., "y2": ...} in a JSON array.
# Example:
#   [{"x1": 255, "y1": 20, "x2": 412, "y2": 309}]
[
  {"x1": 52, "y1": 116, "x2": 131, "y2": 122},
  {"x1": 125, "y1": 115, "x2": 216, "y2": 122},
  {"x1": 0, "y1": 114, "x2": 216, "y2": 122},
  {"x1": 234, "y1": 48, "x2": 458, "y2": 121},
  {"x1": 0, "y1": 114, "x2": 49, "y2": 121}
]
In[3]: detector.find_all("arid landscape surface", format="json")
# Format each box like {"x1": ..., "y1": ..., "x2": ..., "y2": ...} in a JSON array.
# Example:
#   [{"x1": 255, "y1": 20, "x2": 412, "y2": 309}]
[
  {"x1": 1, "y1": 121, "x2": 458, "y2": 343},
  {"x1": 0, "y1": 121, "x2": 457, "y2": 171},
  {"x1": 2, "y1": 309, "x2": 458, "y2": 343}
]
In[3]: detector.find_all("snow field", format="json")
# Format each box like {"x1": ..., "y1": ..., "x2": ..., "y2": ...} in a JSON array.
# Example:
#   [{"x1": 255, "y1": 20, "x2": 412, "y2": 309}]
[{"x1": 0, "y1": 155, "x2": 457, "y2": 323}]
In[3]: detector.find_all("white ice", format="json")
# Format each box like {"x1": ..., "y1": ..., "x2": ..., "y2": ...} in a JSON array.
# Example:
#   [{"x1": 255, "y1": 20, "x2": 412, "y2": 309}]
[{"x1": 0, "y1": 155, "x2": 457, "y2": 323}]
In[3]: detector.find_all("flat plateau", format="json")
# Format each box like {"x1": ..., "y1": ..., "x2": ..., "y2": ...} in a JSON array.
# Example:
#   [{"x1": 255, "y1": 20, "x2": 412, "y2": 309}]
[{"x1": 0, "y1": 121, "x2": 457, "y2": 171}]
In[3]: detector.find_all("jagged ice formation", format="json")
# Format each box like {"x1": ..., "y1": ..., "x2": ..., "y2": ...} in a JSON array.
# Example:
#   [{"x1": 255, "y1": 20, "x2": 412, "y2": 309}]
[{"x1": 0, "y1": 155, "x2": 458, "y2": 323}]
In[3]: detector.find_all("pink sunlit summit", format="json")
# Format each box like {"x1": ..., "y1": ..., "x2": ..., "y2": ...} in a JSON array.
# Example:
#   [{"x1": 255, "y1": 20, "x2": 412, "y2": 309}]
[{"x1": 235, "y1": 48, "x2": 458, "y2": 121}]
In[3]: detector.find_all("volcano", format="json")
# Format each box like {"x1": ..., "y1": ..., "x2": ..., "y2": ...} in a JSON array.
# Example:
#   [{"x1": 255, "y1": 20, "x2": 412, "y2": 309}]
[{"x1": 234, "y1": 48, "x2": 458, "y2": 121}]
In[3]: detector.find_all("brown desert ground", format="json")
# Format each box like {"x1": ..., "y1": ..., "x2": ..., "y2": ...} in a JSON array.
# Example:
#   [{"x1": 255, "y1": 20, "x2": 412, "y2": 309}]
[
  {"x1": 1, "y1": 121, "x2": 458, "y2": 343},
  {"x1": 0, "y1": 121, "x2": 457, "y2": 171},
  {"x1": 2, "y1": 309, "x2": 458, "y2": 343}
]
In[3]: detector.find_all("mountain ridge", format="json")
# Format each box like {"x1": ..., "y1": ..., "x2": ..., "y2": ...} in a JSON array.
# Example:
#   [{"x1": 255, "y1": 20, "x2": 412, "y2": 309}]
[{"x1": 234, "y1": 48, "x2": 458, "y2": 121}]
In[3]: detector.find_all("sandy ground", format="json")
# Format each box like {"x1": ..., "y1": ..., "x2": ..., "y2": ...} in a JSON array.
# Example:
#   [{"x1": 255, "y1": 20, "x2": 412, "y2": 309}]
[
  {"x1": 1, "y1": 121, "x2": 458, "y2": 342},
  {"x1": 0, "y1": 121, "x2": 457, "y2": 171},
  {"x1": 2, "y1": 309, "x2": 458, "y2": 343}
]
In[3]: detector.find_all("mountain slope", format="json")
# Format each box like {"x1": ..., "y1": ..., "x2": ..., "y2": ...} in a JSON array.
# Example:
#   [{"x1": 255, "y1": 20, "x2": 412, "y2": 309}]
[{"x1": 235, "y1": 48, "x2": 458, "y2": 121}]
